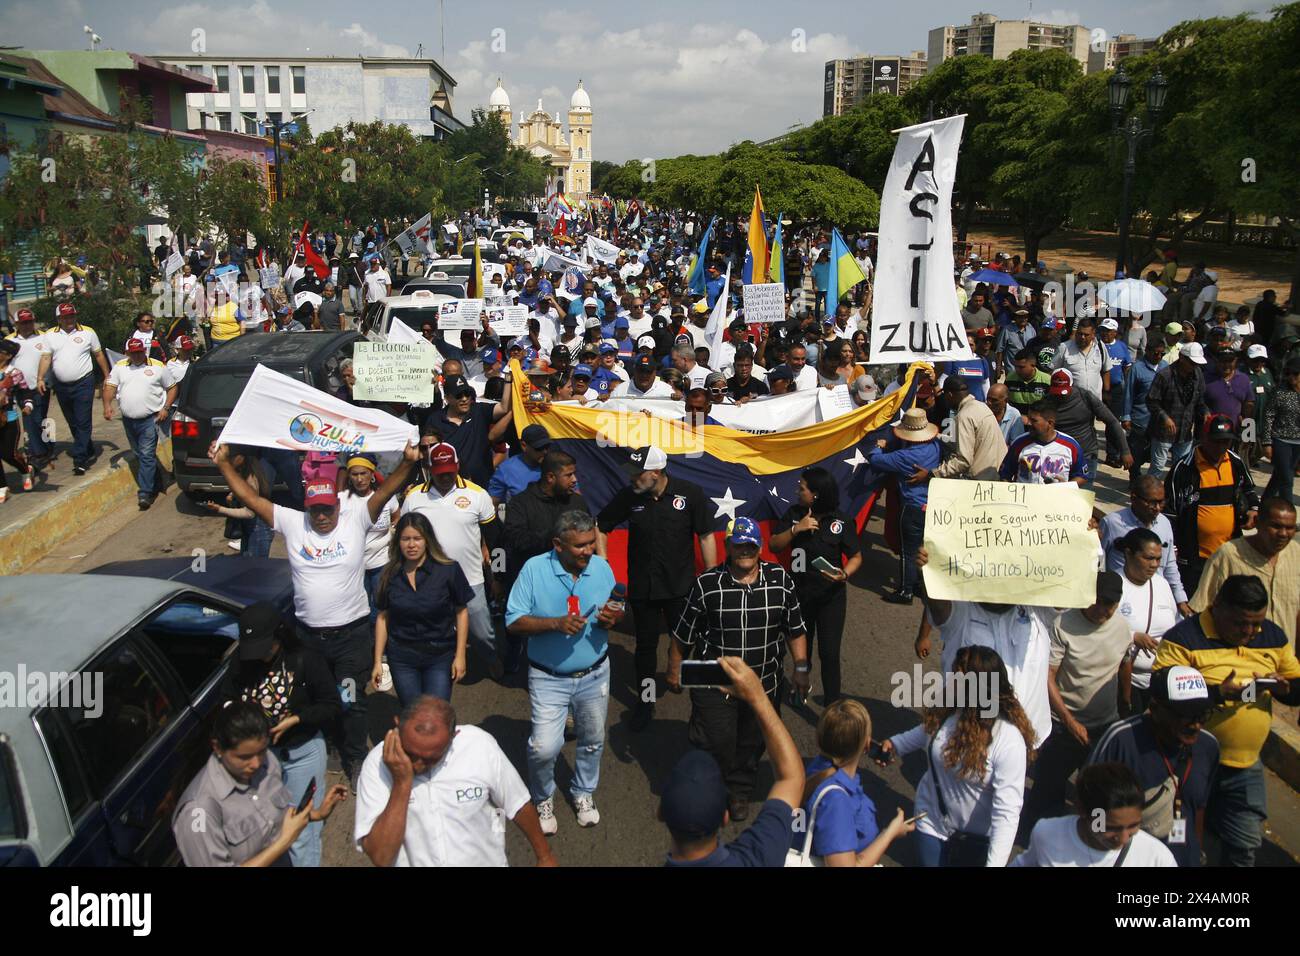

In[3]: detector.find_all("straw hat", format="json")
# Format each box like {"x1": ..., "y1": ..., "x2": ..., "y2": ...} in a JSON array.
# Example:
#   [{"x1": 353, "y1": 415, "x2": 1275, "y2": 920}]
[{"x1": 894, "y1": 408, "x2": 939, "y2": 443}]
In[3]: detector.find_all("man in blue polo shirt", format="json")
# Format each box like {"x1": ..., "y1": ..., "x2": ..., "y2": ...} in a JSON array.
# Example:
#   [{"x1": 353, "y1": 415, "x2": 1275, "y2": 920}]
[
  {"x1": 506, "y1": 509, "x2": 624, "y2": 835},
  {"x1": 662, "y1": 657, "x2": 802, "y2": 867},
  {"x1": 488, "y1": 423, "x2": 551, "y2": 507}
]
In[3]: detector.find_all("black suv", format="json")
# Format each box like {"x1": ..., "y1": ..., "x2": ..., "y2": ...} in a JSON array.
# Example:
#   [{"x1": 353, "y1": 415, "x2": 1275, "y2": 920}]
[{"x1": 171, "y1": 331, "x2": 361, "y2": 496}]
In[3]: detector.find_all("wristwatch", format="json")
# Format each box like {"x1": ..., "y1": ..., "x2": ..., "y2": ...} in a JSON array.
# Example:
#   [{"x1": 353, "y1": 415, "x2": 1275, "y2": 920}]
[{"x1": 794, "y1": 661, "x2": 811, "y2": 674}]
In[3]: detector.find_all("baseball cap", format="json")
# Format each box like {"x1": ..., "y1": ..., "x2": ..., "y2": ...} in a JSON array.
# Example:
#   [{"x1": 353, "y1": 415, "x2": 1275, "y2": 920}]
[
  {"x1": 1049, "y1": 369, "x2": 1074, "y2": 397},
  {"x1": 1180, "y1": 342, "x2": 1208, "y2": 365},
  {"x1": 520, "y1": 424, "x2": 552, "y2": 450},
  {"x1": 727, "y1": 516, "x2": 761, "y2": 547},
  {"x1": 507, "y1": 339, "x2": 525, "y2": 353},
  {"x1": 1040, "y1": 314, "x2": 1061, "y2": 330},
  {"x1": 125, "y1": 338, "x2": 146, "y2": 353},
  {"x1": 632, "y1": 354, "x2": 656, "y2": 372},
  {"x1": 0, "y1": 340, "x2": 18, "y2": 358},
  {"x1": 1247, "y1": 344, "x2": 1268, "y2": 360},
  {"x1": 1150, "y1": 665, "x2": 1214, "y2": 716},
  {"x1": 427, "y1": 442, "x2": 460, "y2": 474},
  {"x1": 1099, "y1": 318, "x2": 1119, "y2": 331},
  {"x1": 15, "y1": 308, "x2": 35, "y2": 322},
  {"x1": 768, "y1": 364, "x2": 794, "y2": 382},
  {"x1": 584, "y1": 316, "x2": 602, "y2": 331},
  {"x1": 598, "y1": 342, "x2": 618, "y2": 355},
  {"x1": 692, "y1": 301, "x2": 709, "y2": 315},
  {"x1": 562, "y1": 314, "x2": 578, "y2": 327},
  {"x1": 55, "y1": 302, "x2": 78, "y2": 317},
  {"x1": 177, "y1": 336, "x2": 196, "y2": 350},
  {"x1": 1095, "y1": 571, "x2": 1124, "y2": 605},
  {"x1": 636, "y1": 334, "x2": 657, "y2": 350},
  {"x1": 237, "y1": 601, "x2": 286, "y2": 661},
  {"x1": 583, "y1": 296, "x2": 600, "y2": 309},
  {"x1": 614, "y1": 316, "x2": 630, "y2": 329},
  {"x1": 728, "y1": 317, "x2": 747, "y2": 334},
  {"x1": 572, "y1": 364, "x2": 593, "y2": 379},
  {"x1": 1013, "y1": 308, "x2": 1030, "y2": 317},
  {"x1": 1164, "y1": 321, "x2": 1184, "y2": 335},
  {"x1": 660, "y1": 750, "x2": 730, "y2": 839},
  {"x1": 304, "y1": 478, "x2": 339, "y2": 508},
  {"x1": 1204, "y1": 414, "x2": 1234, "y2": 439},
  {"x1": 480, "y1": 346, "x2": 500, "y2": 365},
  {"x1": 625, "y1": 445, "x2": 668, "y2": 475},
  {"x1": 443, "y1": 374, "x2": 475, "y2": 398}
]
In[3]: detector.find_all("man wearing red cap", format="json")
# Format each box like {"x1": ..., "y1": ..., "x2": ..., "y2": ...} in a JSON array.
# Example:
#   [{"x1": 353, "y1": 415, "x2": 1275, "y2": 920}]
[
  {"x1": 211, "y1": 437, "x2": 420, "y2": 789},
  {"x1": 36, "y1": 302, "x2": 111, "y2": 475},
  {"x1": 5, "y1": 308, "x2": 52, "y2": 465},
  {"x1": 103, "y1": 338, "x2": 178, "y2": 509},
  {"x1": 402, "y1": 442, "x2": 504, "y2": 678},
  {"x1": 1044, "y1": 367, "x2": 1131, "y2": 489},
  {"x1": 166, "y1": 336, "x2": 196, "y2": 384}
]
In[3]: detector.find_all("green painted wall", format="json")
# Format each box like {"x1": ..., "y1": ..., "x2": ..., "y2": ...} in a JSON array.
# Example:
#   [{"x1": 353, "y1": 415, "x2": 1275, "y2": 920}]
[{"x1": 14, "y1": 50, "x2": 133, "y2": 115}]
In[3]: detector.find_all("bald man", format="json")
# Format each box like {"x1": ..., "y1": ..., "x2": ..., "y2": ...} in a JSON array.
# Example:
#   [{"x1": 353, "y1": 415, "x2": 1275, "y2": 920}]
[
  {"x1": 987, "y1": 383, "x2": 1025, "y2": 444},
  {"x1": 355, "y1": 696, "x2": 557, "y2": 867}
]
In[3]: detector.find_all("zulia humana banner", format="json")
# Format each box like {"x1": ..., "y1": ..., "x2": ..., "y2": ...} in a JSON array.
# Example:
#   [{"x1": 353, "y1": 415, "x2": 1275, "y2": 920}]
[{"x1": 870, "y1": 115, "x2": 974, "y2": 363}]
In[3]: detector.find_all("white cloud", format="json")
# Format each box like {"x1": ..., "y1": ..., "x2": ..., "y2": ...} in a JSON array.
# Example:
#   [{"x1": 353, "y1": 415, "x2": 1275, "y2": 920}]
[
  {"x1": 1035, "y1": 8, "x2": 1084, "y2": 25},
  {"x1": 340, "y1": 23, "x2": 411, "y2": 58}
]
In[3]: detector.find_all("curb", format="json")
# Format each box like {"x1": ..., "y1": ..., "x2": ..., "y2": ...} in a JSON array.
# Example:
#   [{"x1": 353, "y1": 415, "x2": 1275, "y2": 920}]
[
  {"x1": 1264, "y1": 718, "x2": 1300, "y2": 792},
  {"x1": 0, "y1": 455, "x2": 142, "y2": 576}
]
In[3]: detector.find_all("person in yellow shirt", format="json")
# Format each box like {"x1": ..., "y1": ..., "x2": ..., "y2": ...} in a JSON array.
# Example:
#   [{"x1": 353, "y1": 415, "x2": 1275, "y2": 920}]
[
  {"x1": 1154, "y1": 574, "x2": 1300, "y2": 865},
  {"x1": 205, "y1": 276, "x2": 243, "y2": 347}
]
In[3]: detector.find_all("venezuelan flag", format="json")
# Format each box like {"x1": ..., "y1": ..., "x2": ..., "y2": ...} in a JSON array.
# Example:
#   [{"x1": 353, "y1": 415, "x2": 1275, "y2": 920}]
[
  {"x1": 768, "y1": 214, "x2": 784, "y2": 285},
  {"x1": 510, "y1": 359, "x2": 927, "y2": 581},
  {"x1": 741, "y1": 185, "x2": 768, "y2": 284},
  {"x1": 825, "y1": 227, "x2": 867, "y2": 310},
  {"x1": 687, "y1": 215, "x2": 717, "y2": 296}
]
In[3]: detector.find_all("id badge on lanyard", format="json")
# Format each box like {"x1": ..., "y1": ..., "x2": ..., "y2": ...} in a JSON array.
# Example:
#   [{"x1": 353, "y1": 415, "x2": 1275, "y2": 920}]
[{"x1": 567, "y1": 595, "x2": 581, "y2": 617}]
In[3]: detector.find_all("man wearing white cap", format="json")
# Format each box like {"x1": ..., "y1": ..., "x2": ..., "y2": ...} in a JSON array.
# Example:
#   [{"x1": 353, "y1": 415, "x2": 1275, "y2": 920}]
[
  {"x1": 1146, "y1": 342, "x2": 1209, "y2": 477},
  {"x1": 1245, "y1": 343, "x2": 1275, "y2": 467}
]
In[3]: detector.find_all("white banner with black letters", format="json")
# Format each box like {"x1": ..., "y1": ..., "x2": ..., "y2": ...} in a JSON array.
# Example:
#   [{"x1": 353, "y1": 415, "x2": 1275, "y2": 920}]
[{"x1": 870, "y1": 115, "x2": 973, "y2": 363}]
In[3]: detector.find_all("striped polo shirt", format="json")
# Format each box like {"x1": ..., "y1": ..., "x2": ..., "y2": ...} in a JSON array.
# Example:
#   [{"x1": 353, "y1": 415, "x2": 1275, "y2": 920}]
[{"x1": 1194, "y1": 449, "x2": 1237, "y2": 558}]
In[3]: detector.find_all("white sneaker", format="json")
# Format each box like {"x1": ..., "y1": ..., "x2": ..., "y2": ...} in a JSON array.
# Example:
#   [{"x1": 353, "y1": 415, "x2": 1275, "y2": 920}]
[
  {"x1": 574, "y1": 794, "x2": 600, "y2": 827},
  {"x1": 227, "y1": 540, "x2": 241, "y2": 551},
  {"x1": 536, "y1": 796, "x2": 558, "y2": 835}
]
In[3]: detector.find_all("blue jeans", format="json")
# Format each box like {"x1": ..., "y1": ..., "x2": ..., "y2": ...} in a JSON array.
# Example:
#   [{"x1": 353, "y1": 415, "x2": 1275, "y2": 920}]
[
  {"x1": 53, "y1": 373, "x2": 95, "y2": 466},
  {"x1": 1082, "y1": 452, "x2": 1099, "y2": 491},
  {"x1": 915, "y1": 831, "x2": 946, "y2": 867},
  {"x1": 23, "y1": 388, "x2": 50, "y2": 459},
  {"x1": 1207, "y1": 761, "x2": 1266, "y2": 866},
  {"x1": 121, "y1": 415, "x2": 161, "y2": 498},
  {"x1": 239, "y1": 516, "x2": 274, "y2": 557},
  {"x1": 467, "y1": 583, "x2": 498, "y2": 662},
  {"x1": 1264, "y1": 440, "x2": 1298, "y2": 504},
  {"x1": 527, "y1": 658, "x2": 610, "y2": 802},
  {"x1": 274, "y1": 732, "x2": 327, "y2": 867},
  {"x1": 900, "y1": 502, "x2": 926, "y2": 595},
  {"x1": 364, "y1": 566, "x2": 384, "y2": 625},
  {"x1": 387, "y1": 642, "x2": 455, "y2": 707},
  {"x1": 1151, "y1": 439, "x2": 1193, "y2": 481}
]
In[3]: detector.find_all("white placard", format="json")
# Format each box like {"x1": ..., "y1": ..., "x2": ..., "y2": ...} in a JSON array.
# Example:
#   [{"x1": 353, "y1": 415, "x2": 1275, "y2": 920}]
[
  {"x1": 352, "y1": 341, "x2": 436, "y2": 403},
  {"x1": 164, "y1": 252, "x2": 184, "y2": 277},
  {"x1": 486, "y1": 305, "x2": 529, "y2": 337},
  {"x1": 742, "y1": 282, "x2": 785, "y2": 324},
  {"x1": 437, "y1": 298, "x2": 484, "y2": 331}
]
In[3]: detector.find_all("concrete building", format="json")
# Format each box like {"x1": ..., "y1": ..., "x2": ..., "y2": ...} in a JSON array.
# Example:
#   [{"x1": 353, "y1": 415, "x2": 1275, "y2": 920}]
[
  {"x1": 490, "y1": 78, "x2": 593, "y2": 198},
  {"x1": 1087, "y1": 34, "x2": 1161, "y2": 74},
  {"x1": 823, "y1": 52, "x2": 927, "y2": 116},
  {"x1": 154, "y1": 54, "x2": 464, "y2": 141},
  {"x1": 928, "y1": 13, "x2": 1092, "y2": 71}
]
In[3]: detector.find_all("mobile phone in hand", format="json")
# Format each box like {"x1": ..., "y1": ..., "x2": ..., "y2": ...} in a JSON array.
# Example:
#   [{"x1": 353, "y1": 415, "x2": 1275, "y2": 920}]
[
  {"x1": 679, "y1": 660, "x2": 727, "y2": 687},
  {"x1": 297, "y1": 777, "x2": 317, "y2": 814},
  {"x1": 868, "y1": 741, "x2": 892, "y2": 765}
]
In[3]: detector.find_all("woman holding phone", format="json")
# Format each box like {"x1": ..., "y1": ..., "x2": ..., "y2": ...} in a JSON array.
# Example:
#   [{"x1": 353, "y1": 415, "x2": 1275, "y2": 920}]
[
  {"x1": 372, "y1": 512, "x2": 473, "y2": 706},
  {"x1": 219, "y1": 601, "x2": 342, "y2": 867},
  {"x1": 172, "y1": 701, "x2": 347, "y2": 867},
  {"x1": 876, "y1": 646, "x2": 1035, "y2": 867},
  {"x1": 770, "y1": 467, "x2": 862, "y2": 705}
]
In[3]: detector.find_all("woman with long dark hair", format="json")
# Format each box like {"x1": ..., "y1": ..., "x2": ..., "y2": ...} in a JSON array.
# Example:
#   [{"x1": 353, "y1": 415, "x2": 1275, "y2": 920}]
[
  {"x1": 372, "y1": 512, "x2": 472, "y2": 706},
  {"x1": 1114, "y1": 527, "x2": 1181, "y2": 714},
  {"x1": 770, "y1": 466, "x2": 862, "y2": 705},
  {"x1": 219, "y1": 602, "x2": 342, "y2": 866},
  {"x1": 877, "y1": 645, "x2": 1036, "y2": 867},
  {"x1": 202, "y1": 445, "x2": 274, "y2": 556}
]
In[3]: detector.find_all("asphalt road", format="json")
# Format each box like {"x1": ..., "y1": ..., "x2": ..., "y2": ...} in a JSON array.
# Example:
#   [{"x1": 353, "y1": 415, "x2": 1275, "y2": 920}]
[{"x1": 26, "y1": 466, "x2": 1300, "y2": 868}]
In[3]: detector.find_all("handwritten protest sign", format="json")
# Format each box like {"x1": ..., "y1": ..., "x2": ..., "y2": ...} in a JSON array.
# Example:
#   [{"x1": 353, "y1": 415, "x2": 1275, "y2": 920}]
[
  {"x1": 351, "y1": 342, "x2": 436, "y2": 403},
  {"x1": 437, "y1": 298, "x2": 484, "y2": 331},
  {"x1": 922, "y1": 478, "x2": 1099, "y2": 608},
  {"x1": 742, "y1": 282, "x2": 785, "y2": 324},
  {"x1": 164, "y1": 252, "x2": 184, "y2": 277},
  {"x1": 486, "y1": 305, "x2": 529, "y2": 337}
]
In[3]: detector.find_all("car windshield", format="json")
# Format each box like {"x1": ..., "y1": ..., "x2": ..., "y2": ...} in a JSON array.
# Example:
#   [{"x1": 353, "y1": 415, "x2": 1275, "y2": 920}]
[
  {"x1": 389, "y1": 307, "x2": 444, "y2": 333},
  {"x1": 188, "y1": 365, "x2": 299, "y2": 416}
]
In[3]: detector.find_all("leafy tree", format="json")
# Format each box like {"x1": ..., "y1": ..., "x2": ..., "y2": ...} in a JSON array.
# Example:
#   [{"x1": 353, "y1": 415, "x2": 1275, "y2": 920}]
[{"x1": 589, "y1": 159, "x2": 618, "y2": 193}]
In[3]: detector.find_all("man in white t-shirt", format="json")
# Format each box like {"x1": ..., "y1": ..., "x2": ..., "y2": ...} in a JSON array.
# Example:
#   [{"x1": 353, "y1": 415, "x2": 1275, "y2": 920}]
[
  {"x1": 401, "y1": 443, "x2": 503, "y2": 676},
  {"x1": 355, "y1": 696, "x2": 555, "y2": 867},
  {"x1": 36, "y1": 301, "x2": 111, "y2": 474},
  {"x1": 103, "y1": 338, "x2": 177, "y2": 509},
  {"x1": 364, "y1": 258, "x2": 392, "y2": 305},
  {"x1": 6, "y1": 308, "x2": 52, "y2": 463},
  {"x1": 213, "y1": 438, "x2": 418, "y2": 786},
  {"x1": 165, "y1": 335, "x2": 196, "y2": 385},
  {"x1": 1012, "y1": 762, "x2": 1176, "y2": 866},
  {"x1": 671, "y1": 342, "x2": 710, "y2": 390},
  {"x1": 612, "y1": 354, "x2": 674, "y2": 398}
]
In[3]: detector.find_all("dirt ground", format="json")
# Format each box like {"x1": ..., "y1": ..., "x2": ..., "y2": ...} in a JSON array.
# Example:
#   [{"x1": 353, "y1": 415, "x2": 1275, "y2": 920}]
[{"x1": 966, "y1": 225, "x2": 1295, "y2": 305}]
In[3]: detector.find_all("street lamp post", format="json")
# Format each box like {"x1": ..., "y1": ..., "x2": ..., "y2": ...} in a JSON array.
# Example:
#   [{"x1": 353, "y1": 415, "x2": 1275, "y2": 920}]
[
  {"x1": 263, "y1": 109, "x2": 314, "y2": 203},
  {"x1": 1109, "y1": 65, "x2": 1168, "y2": 277}
]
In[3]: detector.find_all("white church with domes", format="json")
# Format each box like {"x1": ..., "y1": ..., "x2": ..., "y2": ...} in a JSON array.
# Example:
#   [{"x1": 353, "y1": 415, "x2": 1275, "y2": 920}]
[{"x1": 487, "y1": 79, "x2": 592, "y2": 198}]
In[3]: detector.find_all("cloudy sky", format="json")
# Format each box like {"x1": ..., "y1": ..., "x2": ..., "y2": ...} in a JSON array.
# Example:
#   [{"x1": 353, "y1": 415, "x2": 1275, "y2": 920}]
[{"x1": 4, "y1": 0, "x2": 1263, "y2": 161}]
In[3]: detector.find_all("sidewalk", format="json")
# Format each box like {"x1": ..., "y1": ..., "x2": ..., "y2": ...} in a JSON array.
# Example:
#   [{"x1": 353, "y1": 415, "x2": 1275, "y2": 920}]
[{"x1": 0, "y1": 384, "x2": 168, "y2": 576}]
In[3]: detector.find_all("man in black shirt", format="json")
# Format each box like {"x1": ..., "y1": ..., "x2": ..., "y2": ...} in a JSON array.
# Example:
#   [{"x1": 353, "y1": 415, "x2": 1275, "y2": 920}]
[
  {"x1": 671, "y1": 518, "x2": 809, "y2": 819},
  {"x1": 428, "y1": 375, "x2": 513, "y2": 488},
  {"x1": 597, "y1": 445, "x2": 718, "y2": 731},
  {"x1": 727, "y1": 348, "x2": 768, "y2": 403}
]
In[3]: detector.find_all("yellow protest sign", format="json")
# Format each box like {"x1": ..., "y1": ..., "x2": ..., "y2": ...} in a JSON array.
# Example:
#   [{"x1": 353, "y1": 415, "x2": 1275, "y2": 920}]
[{"x1": 922, "y1": 478, "x2": 1099, "y2": 608}]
